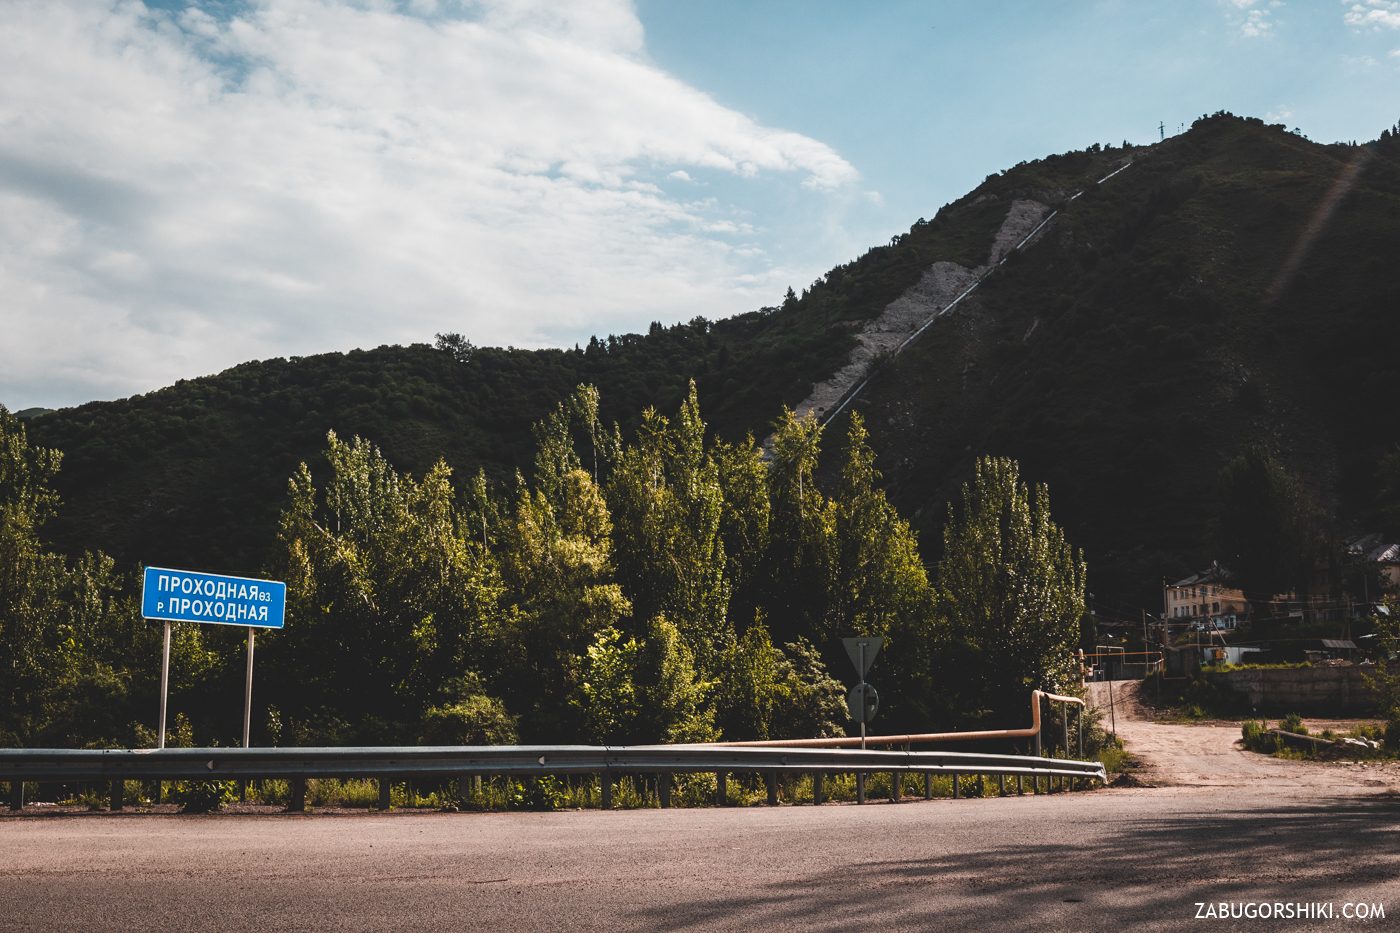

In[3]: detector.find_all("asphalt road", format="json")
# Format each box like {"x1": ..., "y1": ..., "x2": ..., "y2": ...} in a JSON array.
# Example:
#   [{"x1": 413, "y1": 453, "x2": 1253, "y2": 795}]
[
  {"x1": 4, "y1": 688, "x2": 1399, "y2": 932},
  {"x1": 3, "y1": 784, "x2": 1398, "y2": 932}
]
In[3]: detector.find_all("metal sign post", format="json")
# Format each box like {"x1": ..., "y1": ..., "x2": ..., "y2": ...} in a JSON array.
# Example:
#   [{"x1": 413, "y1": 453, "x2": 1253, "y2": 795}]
[
  {"x1": 142, "y1": 567, "x2": 286, "y2": 750},
  {"x1": 860, "y1": 641, "x2": 866, "y2": 750},
  {"x1": 841, "y1": 637, "x2": 883, "y2": 804},
  {"x1": 243, "y1": 629, "x2": 256, "y2": 748},
  {"x1": 158, "y1": 621, "x2": 171, "y2": 750}
]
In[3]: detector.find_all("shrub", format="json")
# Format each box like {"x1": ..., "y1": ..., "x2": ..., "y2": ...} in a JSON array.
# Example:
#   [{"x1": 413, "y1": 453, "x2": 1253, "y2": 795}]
[
  {"x1": 421, "y1": 678, "x2": 518, "y2": 746},
  {"x1": 1240, "y1": 719, "x2": 1277, "y2": 753},
  {"x1": 1281, "y1": 712, "x2": 1306, "y2": 735},
  {"x1": 1385, "y1": 718, "x2": 1400, "y2": 752},
  {"x1": 173, "y1": 780, "x2": 236, "y2": 813},
  {"x1": 507, "y1": 776, "x2": 568, "y2": 811}
]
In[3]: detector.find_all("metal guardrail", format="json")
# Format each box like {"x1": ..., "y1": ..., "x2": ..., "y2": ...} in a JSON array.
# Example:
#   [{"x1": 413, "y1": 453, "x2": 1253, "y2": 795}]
[{"x1": 2, "y1": 744, "x2": 1105, "y2": 811}]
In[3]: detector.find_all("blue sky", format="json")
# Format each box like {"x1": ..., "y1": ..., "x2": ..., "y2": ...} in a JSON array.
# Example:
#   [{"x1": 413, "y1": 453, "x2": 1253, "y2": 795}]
[{"x1": 2, "y1": 0, "x2": 1397, "y2": 410}]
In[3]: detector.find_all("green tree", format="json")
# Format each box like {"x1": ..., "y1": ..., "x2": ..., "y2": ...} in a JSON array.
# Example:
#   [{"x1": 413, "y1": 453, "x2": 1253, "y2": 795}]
[
  {"x1": 938, "y1": 456, "x2": 1086, "y2": 720},
  {"x1": 273, "y1": 431, "x2": 509, "y2": 740},
  {"x1": 765, "y1": 408, "x2": 836, "y2": 645},
  {"x1": 714, "y1": 622, "x2": 846, "y2": 740},
  {"x1": 832, "y1": 413, "x2": 938, "y2": 725},
  {"x1": 0, "y1": 407, "x2": 158, "y2": 747},
  {"x1": 713, "y1": 433, "x2": 771, "y2": 634},
  {"x1": 500, "y1": 388, "x2": 631, "y2": 740},
  {"x1": 0, "y1": 406, "x2": 65, "y2": 743},
  {"x1": 607, "y1": 382, "x2": 731, "y2": 671},
  {"x1": 1216, "y1": 447, "x2": 1323, "y2": 598}
]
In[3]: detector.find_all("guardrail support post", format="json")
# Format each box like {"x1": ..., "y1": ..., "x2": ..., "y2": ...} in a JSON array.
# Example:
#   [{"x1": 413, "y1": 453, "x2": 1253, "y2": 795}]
[
  {"x1": 288, "y1": 777, "x2": 306, "y2": 813},
  {"x1": 891, "y1": 772, "x2": 901, "y2": 802},
  {"x1": 600, "y1": 776, "x2": 613, "y2": 810},
  {"x1": 10, "y1": 780, "x2": 24, "y2": 811},
  {"x1": 856, "y1": 773, "x2": 865, "y2": 805},
  {"x1": 716, "y1": 772, "x2": 727, "y2": 806},
  {"x1": 976, "y1": 773, "x2": 984, "y2": 797},
  {"x1": 109, "y1": 779, "x2": 123, "y2": 812},
  {"x1": 658, "y1": 773, "x2": 672, "y2": 809},
  {"x1": 378, "y1": 778, "x2": 392, "y2": 811},
  {"x1": 812, "y1": 773, "x2": 823, "y2": 806},
  {"x1": 765, "y1": 771, "x2": 778, "y2": 806},
  {"x1": 1015, "y1": 774, "x2": 1023, "y2": 795},
  {"x1": 998, "y1": 773, "x2": 1006, "y2": 796},
  {"x1": 458, "y1": 776, "x2": 471, "y2": 804},
  {"x1": 952, "y1": 775, "x2": 960, "y2": 799},
  {"x1": 924, "y1": 773, "x2": 933, "y2": 800}
]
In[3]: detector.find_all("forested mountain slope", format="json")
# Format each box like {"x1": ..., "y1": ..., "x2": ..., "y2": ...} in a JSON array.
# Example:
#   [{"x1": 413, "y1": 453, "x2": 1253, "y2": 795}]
[
  {"x1": 840, "y1": 114, "x2": 1400, "y2": 606},
  {"x1": 24, "y1": 143, "x2": 1128, "y2": 574},
  {"x1": 23, "y1": 114, "x2": 1400, "y2": 610}
]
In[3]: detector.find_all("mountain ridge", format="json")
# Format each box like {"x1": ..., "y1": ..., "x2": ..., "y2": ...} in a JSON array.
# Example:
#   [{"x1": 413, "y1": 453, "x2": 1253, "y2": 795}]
[{"x1": 21, "y1": 113, "x2": 1400, "y2": 612}]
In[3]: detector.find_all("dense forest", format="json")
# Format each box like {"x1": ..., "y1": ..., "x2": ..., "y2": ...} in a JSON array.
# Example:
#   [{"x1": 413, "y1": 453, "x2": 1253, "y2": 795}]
[{"x1": 1, "y1": 388, "x2": 1084, "y2": 750}]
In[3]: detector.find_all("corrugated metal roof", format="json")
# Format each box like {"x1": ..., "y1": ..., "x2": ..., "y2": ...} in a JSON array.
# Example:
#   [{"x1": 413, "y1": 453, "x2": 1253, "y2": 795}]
[
  {"x1": 1367, "y1": 543, "x2": 1400, "y2": 564},
  {"x1": 1320, "y1": 639, "x2": 1357, "y2": 650}
]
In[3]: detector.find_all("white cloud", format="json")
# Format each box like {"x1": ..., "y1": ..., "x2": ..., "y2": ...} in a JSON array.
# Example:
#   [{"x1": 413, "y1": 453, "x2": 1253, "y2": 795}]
[
  {"x1": 0, "y1": 0, "x2": 858, "y2": 407},
  {"x1": 1242, "y1": 8, "x2": 1274, "y2": 36},
  {"x1": 1265, "y1": 107, "x2": 1294, "y2": 122},
  {"x1": 1225, "y1": 0, "x2": 1278, "y2": 37},
  {"x1": 1345, "y1": 1, "x2": 1400, "y2": 28}
]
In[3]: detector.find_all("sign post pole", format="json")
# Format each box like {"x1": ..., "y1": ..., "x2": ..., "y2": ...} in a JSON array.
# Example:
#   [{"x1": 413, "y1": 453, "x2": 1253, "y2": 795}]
[
  {"x1": 857, "y1": 642, "x2": 866, "y2": 806},
  {"x1": 243, "y1": 628, "x2": 255, "y2": 748},
  {"x1": 158, "y1": 620, "x2": 171, "y2": 750},
  {"x1": 859, "y1": 642, "x2": 867, "y2": 751}
]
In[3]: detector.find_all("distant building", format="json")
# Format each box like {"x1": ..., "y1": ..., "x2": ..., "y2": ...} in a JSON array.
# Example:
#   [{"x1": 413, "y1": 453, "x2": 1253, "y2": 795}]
[
  {"x1": 1346, "y1": 533, "x2": 1400, "y2": 594},
  {"x1": 1164, "y1": 561, "x2": 1249, "y2": 629}
]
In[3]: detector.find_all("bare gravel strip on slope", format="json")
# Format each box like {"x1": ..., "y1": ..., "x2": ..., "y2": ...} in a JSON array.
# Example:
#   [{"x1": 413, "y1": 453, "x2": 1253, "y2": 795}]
[{"x1": 790, "y1": 198, "x2": 1049, "y2": 423}]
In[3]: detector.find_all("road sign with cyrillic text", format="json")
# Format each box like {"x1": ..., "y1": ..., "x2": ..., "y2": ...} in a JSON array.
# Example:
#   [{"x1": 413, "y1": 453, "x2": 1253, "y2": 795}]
[{"x1": 141, "y1": 566, "x2": 286, "y2": 629}]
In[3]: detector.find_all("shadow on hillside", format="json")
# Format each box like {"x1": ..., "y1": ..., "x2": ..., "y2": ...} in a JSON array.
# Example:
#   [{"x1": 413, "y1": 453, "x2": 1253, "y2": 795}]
[{"x1": 629, "y1": 795, "x2": 1400, "y2": 930}]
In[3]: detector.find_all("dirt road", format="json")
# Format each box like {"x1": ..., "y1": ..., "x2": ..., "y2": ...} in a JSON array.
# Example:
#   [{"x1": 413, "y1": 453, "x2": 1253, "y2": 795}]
[{"x1": 1089, "y1": 680, "x2": 1400, "y2": 793}]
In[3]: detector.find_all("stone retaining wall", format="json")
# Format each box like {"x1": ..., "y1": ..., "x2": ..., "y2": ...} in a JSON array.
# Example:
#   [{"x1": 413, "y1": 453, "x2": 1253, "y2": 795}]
[{"x1": 1205, "y1": 666, "x2": 1379, "y2": 714}]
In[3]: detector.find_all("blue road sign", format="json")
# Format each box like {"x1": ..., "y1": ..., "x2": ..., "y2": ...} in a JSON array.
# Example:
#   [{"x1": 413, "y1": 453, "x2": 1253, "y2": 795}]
[{"x1": 142, "y1": 566, "x2": 286, "y2": 630}]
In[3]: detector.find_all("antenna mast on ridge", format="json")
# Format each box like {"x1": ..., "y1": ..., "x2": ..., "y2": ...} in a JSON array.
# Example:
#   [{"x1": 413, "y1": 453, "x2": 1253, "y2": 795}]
[{"x1": 1159, "y1": 121, "x2": 1165, "y2": 141}]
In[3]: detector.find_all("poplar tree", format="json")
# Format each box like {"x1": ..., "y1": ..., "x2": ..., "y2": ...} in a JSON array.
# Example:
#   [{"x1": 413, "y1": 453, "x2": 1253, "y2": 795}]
[
  {"x1": 0, "y1": 406, "x2": 66, "y2": 743},
  {"x1": 607, "y1": 382, "x2": 731, "y2": 671},
  {"x1": 938, "y1": 456, "x2": 1086, "y2": 718},
  {"x1": 766, "y1": 408, "x2": 836, "y2": 645},
  {"x1": 832, "y1": 413, "x2": 938, "y2": 726},
  {"x1": 0, "y1": 407, "x2": 152, "y2": 746},
  {"x1": 833, "y1": 413, "x2": 932, "y2": 638},
  {"x1": 274, "y1": 432, "x2": 508, "y2": 739},
  {"x1": 500, "y1": 387, "x2": 630, "y2": 739}
]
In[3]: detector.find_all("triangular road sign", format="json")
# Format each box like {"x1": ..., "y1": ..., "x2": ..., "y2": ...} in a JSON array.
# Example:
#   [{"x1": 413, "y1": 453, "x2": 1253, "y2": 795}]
[{"x1": 841, "y1": 636, "x2": 883, "y2": 678}]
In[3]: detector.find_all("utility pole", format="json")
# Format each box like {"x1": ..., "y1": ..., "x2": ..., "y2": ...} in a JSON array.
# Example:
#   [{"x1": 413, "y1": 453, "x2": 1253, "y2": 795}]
[
  {"x1": 1159, "y1": 121, "x2": 1165, "y2": 141},
  {"x1": 1142, "y1": 609, "x2": 1148, "y2": 676}
]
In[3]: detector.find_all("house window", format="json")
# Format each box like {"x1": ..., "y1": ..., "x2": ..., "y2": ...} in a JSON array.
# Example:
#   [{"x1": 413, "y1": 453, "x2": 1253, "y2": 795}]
[{"x1": 1213, "y1": 601, "x2": 1220, "y2": 614}]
